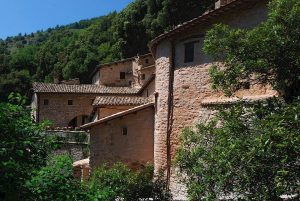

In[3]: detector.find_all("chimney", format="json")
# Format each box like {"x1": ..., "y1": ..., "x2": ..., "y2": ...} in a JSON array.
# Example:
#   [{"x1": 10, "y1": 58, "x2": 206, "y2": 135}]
[
  {"x1": 215, "y1": 0, "x2": 232, "y2": 9},
  {"x1": 61, "y1": 78, "x2": 80, "y2": 85},
  {"x1": 53, "y1": 77, "x2": 60, "y2": 84}
]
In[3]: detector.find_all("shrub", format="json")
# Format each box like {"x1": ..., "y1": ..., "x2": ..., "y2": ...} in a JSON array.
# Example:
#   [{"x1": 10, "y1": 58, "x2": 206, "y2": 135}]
[
  {"x1": 26, "y1": 155, "x2": 88, "y2": 201},
  {"x1": 176, "y1": 99, "x2": 300, "y2": 201},
  {"x1": 0, "y1": 100, "x2": 55, "y2": 200},
  {"x1": 86, "y1": 163, "x2": 172, "y2": 201}
]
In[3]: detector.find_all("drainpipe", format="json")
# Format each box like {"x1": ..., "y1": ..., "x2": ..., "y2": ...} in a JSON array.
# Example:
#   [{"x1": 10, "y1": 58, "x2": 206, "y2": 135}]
[
  {"x1": 37, "y1": 93, "x2": 40, "y2": 123},
  {"x1": 166, "y1": 39, "x2": 175, "y2": 186}
]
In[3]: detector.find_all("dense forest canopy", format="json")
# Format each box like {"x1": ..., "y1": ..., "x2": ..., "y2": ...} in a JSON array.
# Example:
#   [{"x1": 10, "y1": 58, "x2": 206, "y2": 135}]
[{"x1": 0, "y1": 0, "x2": 214, "y2": 101}]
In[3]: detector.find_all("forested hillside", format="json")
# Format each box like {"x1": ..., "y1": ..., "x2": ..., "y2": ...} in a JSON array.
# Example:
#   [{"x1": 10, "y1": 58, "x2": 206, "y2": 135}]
[{"x1": 0, "y1": 0, "x2": 214, "y2": 101}]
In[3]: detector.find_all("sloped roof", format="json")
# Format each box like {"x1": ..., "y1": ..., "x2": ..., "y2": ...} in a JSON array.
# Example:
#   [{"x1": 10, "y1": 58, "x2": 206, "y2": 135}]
[
  {"x1": 201, "y1": 94, "x2": 278, "y2": 106},
  {"x1": 93, "y1": 96, "x2": 153, "y2": 107},
  {"x1": 32, "y1": 82, "x2": 139, "y2": 95},
  {"x1": 81, "y1": 103, "x2": 154, "y2": 129},
  {"x1": 150, "y1": 0, "x2": 264, "y2": 52},
  {"x1": 73, "y1": 158, "x2": 89, "y2": 167}
]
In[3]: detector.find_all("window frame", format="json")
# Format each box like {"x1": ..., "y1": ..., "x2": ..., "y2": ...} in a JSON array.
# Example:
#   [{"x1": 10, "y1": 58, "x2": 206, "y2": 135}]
[
  {"x1": 120, "y1": 72, "x2": 126, "y2": 79},
  {"x1": 122, "y1": 127, "x2": 128, "y2": 136},
  {"x1": 68, "y1": 100, "x2": 73, "y2": 105},
  {"x1": 43, "y1": 99, "x2": 49, "y2": 106},
  {"x1": 184, "y1": 41, "x2": 198, "y2": 63}
]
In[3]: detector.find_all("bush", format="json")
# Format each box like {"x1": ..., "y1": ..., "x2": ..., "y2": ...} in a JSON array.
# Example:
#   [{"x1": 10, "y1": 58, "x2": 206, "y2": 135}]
[
  {"x1": 26, "y1": 155, "x2": 88, "y2": 201},
  {"x1": 0, "y1": 99, "x2": 55, "y2": 200},
  {"x1": 86, "y1": 163, "x2": 172, "y2": 201},
  {"x1": 176, "y1": 99, "x2": 300, "y2": 200}
]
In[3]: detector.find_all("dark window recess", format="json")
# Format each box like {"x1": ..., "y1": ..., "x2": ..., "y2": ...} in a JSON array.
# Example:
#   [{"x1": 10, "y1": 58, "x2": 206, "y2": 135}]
[
  {"x1": 129, "y1": 81, "x2": 132, "y2": 86},
  {"x1": 44, "y1": 99, "x2": 49, "y2": 105},
  {"x1": 184, "y1": 42, "x2": 195, "y2": 63},
  {"x1": 241, "y1": 81, "x2": 250, "y2": 89},
  {"x1": 141, "y1": 74, "x2": 146, "y2": 80},
  {"x1": 120, "y1": 72, "x2": 126, "y2": 79},
  {"x1": 145, "y1": 59, "x2": 149, "y2": 64},
  {"x1": 68, "y1": 100, "x2": 73, "y2": 105},
  {"x1": 122, "y1": 127, "x2": 128, "y2": 136}
]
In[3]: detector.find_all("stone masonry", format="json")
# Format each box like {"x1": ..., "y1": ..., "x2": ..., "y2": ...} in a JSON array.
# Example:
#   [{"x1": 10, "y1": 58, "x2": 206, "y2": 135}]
[{"x1": 150, "y1": 0, "x2": 272, "y2": 199}]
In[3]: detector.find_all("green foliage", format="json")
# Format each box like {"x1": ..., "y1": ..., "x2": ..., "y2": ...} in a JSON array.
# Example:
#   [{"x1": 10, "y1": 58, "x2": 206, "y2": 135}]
[
  {"x1": 203, "y1": 0, "x2": 300, "y2": 101},
  {"x1": 176, "y1": 99, "x2": 300, "y2": 200},
  {"x1": 26, "y1": 155, "x2": 87, "y2": 201},
  {"x1": 0, "y1": 0, "x2": 214, "y2": 102},
  {"x1": 0, "y1": 100, "x2": 55, "y2": 200},
  {"x1": 86, "y1": 163, "x2": 172, "y2": 201}
]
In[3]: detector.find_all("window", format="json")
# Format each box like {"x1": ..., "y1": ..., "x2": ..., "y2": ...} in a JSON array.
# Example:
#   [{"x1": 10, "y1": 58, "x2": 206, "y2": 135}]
[
  {"x1": 122, "y1": 127, "x2": 128, "y2": 136},
  {"x1": 44, "y1": 99, "x2": 49, "y2": 105},
  {"x1": 141, "y1": 74, "x2": 146, "y2": 80},
  {"x1": 129, "y1": 81, "x2": 132, "y2": 86},
  {"x1": 184, "y1": 41, "x2": 196, "y2": 63},
  {"x1": 68, "y1": 100, "x2": 73, "y2": 105},
  {"x1": 120, "y1": 72, "x2": 126, "y2": 79},
  {"x1": 145, "y1": 59, "x2": 149, "y2": 64}
]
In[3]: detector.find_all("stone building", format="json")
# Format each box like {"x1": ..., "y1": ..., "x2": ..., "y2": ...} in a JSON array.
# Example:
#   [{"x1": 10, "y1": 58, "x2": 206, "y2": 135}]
[
  {"x1": 82, "y1": 103, "x2": 155, "y2": 170},
  {"x1": 91, "y1": 53, "x2": 154, "y2": 88},
  {"x1": 149, "y1": 0, "x2": 276, "y2": 199},
  {"x1": 32, "y1": 53, "x2": 155, "y2": 129},
  {"x1": 31, "y1": 0, "x2": 279, "y2": 199}
]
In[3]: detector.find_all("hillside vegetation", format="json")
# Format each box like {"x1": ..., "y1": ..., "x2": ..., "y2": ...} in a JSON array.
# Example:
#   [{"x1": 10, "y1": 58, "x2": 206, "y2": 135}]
[{"x1": 0, "y1": 0, "x2": 214, "y2": 101}]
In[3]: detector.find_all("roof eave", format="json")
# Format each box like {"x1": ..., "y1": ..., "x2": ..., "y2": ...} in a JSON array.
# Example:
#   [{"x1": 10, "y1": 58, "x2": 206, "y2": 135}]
[{"x1": 81, "y1": 103, "x2": 154, "y2": 129}]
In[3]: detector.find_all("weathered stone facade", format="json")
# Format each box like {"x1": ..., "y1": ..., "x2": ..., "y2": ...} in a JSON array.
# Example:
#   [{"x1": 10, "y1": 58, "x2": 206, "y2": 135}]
[
  {"x1": 34, "y1": 93, "x2": 97, "y2": 127},
  {"x1": 84, "y1": 104, "x2": 154, "y2": 170},
  {"x1": 92, "y1": 54, "x2": 154, "y2": 88},
  {"x1": 151, "y1": 0, "x2": 272, "y2": 199}
]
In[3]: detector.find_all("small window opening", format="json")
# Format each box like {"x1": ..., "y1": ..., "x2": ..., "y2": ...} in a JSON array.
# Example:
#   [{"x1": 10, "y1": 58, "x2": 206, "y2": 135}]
[
  {"x1": 129, "y1": 81, "x2": 132, "y2": 86},
  {"x1": 122, "y1": 127, "x2": 128, "y2": 136},
  {"x1": 145, "y1": 59, "x2": 149, "y2": 64},
  {"x1": 242, "y1": 81, "x2": 250, "y2": 89},
  {"x1": 44, "y1": 99, "x2": 49, "y2": 105},
  {"x1": 184, "y1": 42, "x2": 195, "y2": 63},
  {"x1": 68, "y1": 100, "x2": 73, "y2": 105},
  {"x1": 120, "y1": 72, "x2": 126, "y2": 79},
  {"x1": 141, "y1": 74, "x2": 146, "y2": 80}
]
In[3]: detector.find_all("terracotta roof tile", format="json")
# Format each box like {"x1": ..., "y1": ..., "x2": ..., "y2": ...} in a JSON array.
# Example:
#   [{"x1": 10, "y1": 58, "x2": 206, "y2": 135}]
[
  {"x1": 93, "y1": 96, "x2": 153, "y2": 106},
  {"x1": 32, "y1": 82, "x2": 139, "y2": 95},
  {"x1": 201, "y1": 94, "x2": 278, "y2": 106}
]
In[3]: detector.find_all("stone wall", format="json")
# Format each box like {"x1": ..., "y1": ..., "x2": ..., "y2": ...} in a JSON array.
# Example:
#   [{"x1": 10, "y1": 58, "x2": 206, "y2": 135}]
[
  {"x1": 141, "y1": 79, "x2": 155, "y2": 97},
  {"x1": 153, "y1": 1, "x2": 269, "y2": 199},
  {"x1": 37, "y1": 93, "x2": 98, "y2": 127},
  {"x1": 154, "y1": 40, "x2": 172, "y2": 173},
  {"x1": 90, "y1": 106, "x2": 154, "y2": 170},
  {"x1": 46, "y1": 130, "x2": 90, "y2": 162},
  {"x1": 99, "y1": 61, "x2": 133, "y2": 87},
  {"x1": 133, "y1": 55, "x2": 155, "y2": 88}
]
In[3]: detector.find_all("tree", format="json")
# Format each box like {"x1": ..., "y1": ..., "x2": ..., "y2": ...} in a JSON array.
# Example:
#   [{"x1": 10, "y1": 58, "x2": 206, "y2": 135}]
[
  {"x1": 0, "y1": 95, "x2": 54, "y2": 200},
  {"x1": 26, "y1": 155, "x2": 87, "y2": 201},
  {"x1": 176, "y1": 100, "x2": 300, "y2": 200},
  {"x1": 203, "y1": 0, "x2": 300, "y2": 101}
]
